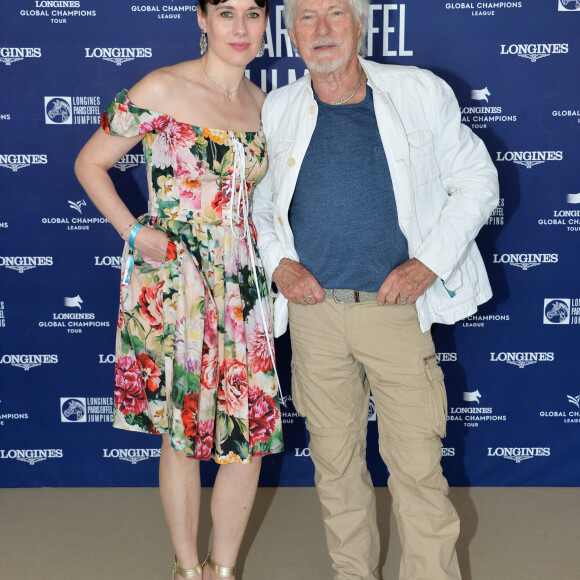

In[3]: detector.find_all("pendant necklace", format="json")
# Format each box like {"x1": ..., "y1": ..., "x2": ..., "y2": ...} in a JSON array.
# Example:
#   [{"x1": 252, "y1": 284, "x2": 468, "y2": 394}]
[
  {"x1": 329, "y1": 67, "x2": 366, "y2": 106},
  {"x1": 201, "y1": 57, "x2": 245, "y2": 99}
]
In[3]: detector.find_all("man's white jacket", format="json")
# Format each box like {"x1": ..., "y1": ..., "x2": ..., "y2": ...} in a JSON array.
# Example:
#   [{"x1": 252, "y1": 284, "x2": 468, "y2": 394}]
[{"x1": 252, "y1": 58, "x2": 499, "y2": 337}]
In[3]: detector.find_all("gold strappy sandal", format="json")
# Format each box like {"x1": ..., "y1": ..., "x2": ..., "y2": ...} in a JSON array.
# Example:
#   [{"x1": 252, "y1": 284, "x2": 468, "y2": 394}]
[
  {"x1": 173, "y1": 557, "x2": 202, "y2": 579},
  {"x1": 204, "y1": 553, "x2": 236, "y2": 578}
]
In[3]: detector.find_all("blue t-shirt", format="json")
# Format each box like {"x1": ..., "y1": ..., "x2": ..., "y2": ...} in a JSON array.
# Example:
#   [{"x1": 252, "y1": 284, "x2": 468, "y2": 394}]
[{"x1": 289, "y1": 85, "x2": 409, "y2": 292}]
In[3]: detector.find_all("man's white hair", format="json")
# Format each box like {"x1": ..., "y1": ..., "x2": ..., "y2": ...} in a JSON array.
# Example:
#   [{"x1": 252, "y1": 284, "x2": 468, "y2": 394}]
[{"x1": 283, "y1": 0, "x2": 369, "y2": 57}]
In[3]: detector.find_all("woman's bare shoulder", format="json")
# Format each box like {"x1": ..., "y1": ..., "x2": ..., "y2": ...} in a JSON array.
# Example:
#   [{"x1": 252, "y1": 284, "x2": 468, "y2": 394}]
[{"x1": 127, "y1": 61, "x2": 198, "y2": 111}]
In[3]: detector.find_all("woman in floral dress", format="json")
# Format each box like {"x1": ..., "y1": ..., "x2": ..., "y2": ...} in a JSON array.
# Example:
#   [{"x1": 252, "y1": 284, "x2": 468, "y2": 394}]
[{"x1": 74, "y1": 0, "x2": 282, "y2": 578}]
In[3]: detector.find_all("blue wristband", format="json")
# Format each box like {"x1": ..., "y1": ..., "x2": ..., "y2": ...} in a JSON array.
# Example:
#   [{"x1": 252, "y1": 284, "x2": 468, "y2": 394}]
[
  {"x1": 128, "y1": 223, "x2": 143, "y2": 250},
  {"x1": 123, "y1": 223, "x2": 143, "y2": 285}
]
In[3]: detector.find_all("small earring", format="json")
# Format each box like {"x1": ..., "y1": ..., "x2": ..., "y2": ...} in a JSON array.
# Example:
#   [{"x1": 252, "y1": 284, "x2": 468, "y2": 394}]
[
  {"x1": 200, "y1": 30, "x2": 207, "y2": 56},
  {"x1": 258, "y1": 36, "x2": 266, "y2": 57}
]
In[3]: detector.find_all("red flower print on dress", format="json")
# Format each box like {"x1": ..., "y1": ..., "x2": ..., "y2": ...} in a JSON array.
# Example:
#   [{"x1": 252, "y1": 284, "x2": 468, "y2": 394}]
[
  {"x1": 165, "y1": 238, "x2": 177, "y2": 261},
  {"x1": 100, "y1": 111, "x2": 110, "y2": 133},
  {"x1": 219, "y1": 359, "x2": 249, "y2": 416},
  {"x1": 248, "y1": 386, "x2": 278, "y2": 443},
  {"x1": 136, "y1": 352, "x2": 161, "y2": 392},
  {"x1": 114, "y1": 356, "x2": 148, "y2": 415},
  {"x1": 181, "y1": 393, "x2": 198, "y2": 440},
  {"x1": 200, "y1": 345, "x2": 218, "y2": 391},
  {"x1": 138, "y1": 281, "x2": 163, "y2": 330},
  {"x1": 249, "y1": 219, "x2": 258, "y2": 242},
  {"x1": 139, "y1": 114, "x2": 170, "y2": 135},
  {"x1": 211, "y1": 188, "x2": 228, "y2": 211},
  {"x1": 142, "y1": 118, "x2": 197, "y2": 168},
  {"x1": 195, "y1": 419, "x2": 215, "y2": 459},
  {"x1": 246, "y1": 304, "x2": 274, "y2": 374}
]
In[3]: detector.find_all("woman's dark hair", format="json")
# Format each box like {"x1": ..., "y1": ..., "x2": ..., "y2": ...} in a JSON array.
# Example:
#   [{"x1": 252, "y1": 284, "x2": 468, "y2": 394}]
[{"x1": 198, "y1": 0, "x2": 269, "y2": 17}]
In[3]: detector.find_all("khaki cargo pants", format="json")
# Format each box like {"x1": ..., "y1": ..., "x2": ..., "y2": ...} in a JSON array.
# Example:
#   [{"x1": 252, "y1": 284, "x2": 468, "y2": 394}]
[{"x1": 289, "y1": 300, "x2": 461, "y2": 580}]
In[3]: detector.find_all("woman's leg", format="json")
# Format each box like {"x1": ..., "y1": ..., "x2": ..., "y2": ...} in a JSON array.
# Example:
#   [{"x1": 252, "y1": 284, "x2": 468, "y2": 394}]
[
  {"x1": 204, "y1": 456, "x2": 263, "y2": 579},
  {"x1": 160, "y1": 434, "x2": 202, "y2": 579}
]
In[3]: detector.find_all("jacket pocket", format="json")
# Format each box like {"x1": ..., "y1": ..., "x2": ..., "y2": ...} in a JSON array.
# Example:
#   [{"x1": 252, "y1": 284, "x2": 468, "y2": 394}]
[
  {"x1": 266, "y1": 139, "x2": 293, "y2": 193},
  {"x1": 268, "y1": 139, "x2": 292, "y2": 156},
  {"x1": 424, "y1": 354, "x2": 447, "y2": 438},
  {"x1": 407, "y1": 128, "x2": 440, "y2": 187}
]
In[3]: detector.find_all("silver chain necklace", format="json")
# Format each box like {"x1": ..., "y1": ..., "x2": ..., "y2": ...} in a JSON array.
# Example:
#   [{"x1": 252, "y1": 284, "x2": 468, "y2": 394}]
[
  {"x1": 329, "y1": 68, "x2": 366, "y2": 106},
  {"x1": 200, "y1": 57, "x2": 245, "y2": 99}
]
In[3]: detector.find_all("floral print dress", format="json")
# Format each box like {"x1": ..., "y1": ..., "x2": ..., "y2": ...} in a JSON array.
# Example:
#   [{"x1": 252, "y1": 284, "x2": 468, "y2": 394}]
[{"x1": 101, "y1": 89, "x2": 283, "y2": 463}]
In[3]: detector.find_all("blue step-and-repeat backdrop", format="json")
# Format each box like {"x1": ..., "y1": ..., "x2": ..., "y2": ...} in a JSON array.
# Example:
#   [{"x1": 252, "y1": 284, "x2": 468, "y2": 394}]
[{"x1": 1, "y1": 1, "x2": 579, "y2": 488}]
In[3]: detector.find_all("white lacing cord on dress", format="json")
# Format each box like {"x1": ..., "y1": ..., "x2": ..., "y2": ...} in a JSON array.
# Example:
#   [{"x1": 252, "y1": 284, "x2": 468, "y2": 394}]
[{"x1": 228, "y1": 140, "x2": 286, "y2": 405}]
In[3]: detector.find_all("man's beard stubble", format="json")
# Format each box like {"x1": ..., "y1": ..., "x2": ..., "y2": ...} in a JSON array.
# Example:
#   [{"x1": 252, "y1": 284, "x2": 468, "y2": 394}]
[{"x1": 301, "y1": 37, "x2": 349, "y2": 74}]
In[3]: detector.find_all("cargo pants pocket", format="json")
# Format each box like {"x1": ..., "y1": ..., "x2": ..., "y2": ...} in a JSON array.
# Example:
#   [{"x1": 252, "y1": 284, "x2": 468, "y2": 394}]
[
  {"x1": 290, "y1": 361, "x2": 307, "y2": 418},
  {"x1": 424, "y1": 354, "x2": 448, "y2": 438}
]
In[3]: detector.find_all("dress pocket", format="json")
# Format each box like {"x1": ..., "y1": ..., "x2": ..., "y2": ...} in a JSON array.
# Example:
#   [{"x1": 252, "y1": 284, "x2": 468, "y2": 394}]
[
  {"x1": 424, "y1": 354, "x2": 448, "y2": 438},
  {"x1": 120, "y1": 231, "x2": 173, "y2": 312},
  {"x1": 133, "y1": 233, "x2": 172, "y2": 271}
]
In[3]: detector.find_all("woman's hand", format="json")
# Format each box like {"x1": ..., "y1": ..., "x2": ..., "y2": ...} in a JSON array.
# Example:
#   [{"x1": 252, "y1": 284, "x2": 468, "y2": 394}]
[{"x1": 131, "y1": 226, "x2": 169, "y2": 263}]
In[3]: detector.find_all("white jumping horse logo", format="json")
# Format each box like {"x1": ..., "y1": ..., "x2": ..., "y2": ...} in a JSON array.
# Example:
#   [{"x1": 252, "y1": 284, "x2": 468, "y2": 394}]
[{"x1": 471, "y1": 87, "x2": 490, "y2": 102}]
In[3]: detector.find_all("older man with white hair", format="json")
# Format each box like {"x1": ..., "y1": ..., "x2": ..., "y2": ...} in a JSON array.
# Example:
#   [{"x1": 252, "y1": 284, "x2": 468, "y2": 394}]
[{"x1": 253, "y1": 0, "x2": 499, "y2": 578}]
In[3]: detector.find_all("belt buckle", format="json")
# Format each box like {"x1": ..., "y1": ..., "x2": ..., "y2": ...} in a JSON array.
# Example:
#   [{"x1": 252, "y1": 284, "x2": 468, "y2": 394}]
[
  {"x1": 332, "y1": 289, "x2": 360, "y2": 303},
  {"x1": 332, "y1": 289, "x2": 346, "y2": 303}
]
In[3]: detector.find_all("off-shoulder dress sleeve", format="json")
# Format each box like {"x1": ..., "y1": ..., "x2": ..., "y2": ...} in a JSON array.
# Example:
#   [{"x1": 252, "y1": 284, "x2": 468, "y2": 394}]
[{"x1": 100, "y1": 88, "x2": 166, "y2": 137}]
